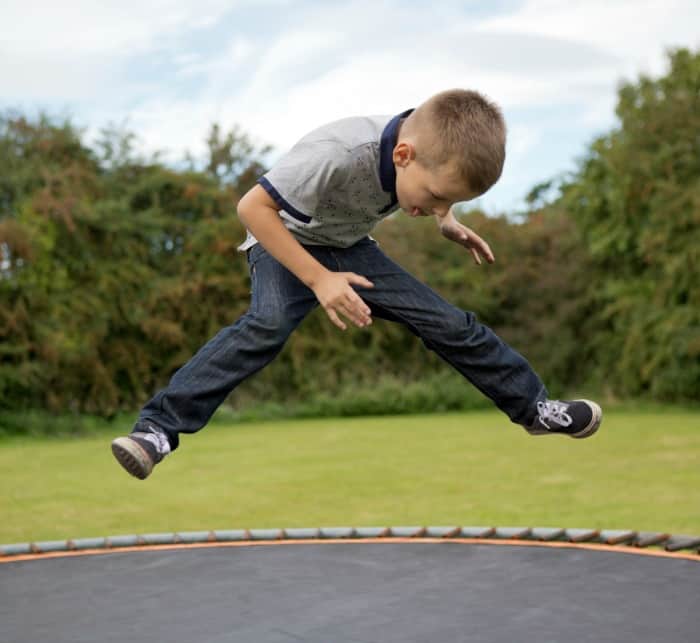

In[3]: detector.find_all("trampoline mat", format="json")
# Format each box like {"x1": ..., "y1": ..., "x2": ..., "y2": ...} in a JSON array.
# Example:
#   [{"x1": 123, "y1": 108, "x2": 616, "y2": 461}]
[{"x1": 1, "y1": 542, "x2": 698, "y2": 642}]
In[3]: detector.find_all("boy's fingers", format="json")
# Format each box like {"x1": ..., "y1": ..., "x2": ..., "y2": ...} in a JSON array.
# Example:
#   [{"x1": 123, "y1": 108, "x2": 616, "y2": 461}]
[
  {"x1": 317, "y1": 273, "x2": 374, "y2": 329},
  {"x1": 341, "y1": 298, "x2": 372, "y2": 327},
  {"x1": 325, "y1": 307, "x2": 347, "y2": 331},
  {"x1": 475, "y1": 238, "x2": 494, "y2": 263},
  {"x1": 468, "y1": 236, "x2": 494, "y2": 264},
  {"x1": 326, "y1": 298, "x2": 370, "y2": 330},
  {"x1": 346, "y1": 293, "x2": 372, "y2": 319},
  {"x1": 345, "y1": 273, "x2": 374, "y2": 288}
]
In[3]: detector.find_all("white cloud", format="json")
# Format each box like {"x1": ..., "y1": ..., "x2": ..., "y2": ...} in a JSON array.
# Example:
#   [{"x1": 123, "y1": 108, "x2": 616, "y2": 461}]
[
  {"x1": 477, "y1": 0, "x2": 700, "y2": 77},
  {"x1": 0, "y1": 0, "x2": 235, "y2": 103},
  {"x1": 1, "y1": 0, "x2": 233, "y2": 55}
]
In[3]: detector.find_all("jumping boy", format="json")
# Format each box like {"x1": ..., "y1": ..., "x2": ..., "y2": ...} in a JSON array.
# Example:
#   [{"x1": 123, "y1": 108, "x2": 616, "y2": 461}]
[{"x1": 112, "y1": 89, "x2": 602, "y2": 480}]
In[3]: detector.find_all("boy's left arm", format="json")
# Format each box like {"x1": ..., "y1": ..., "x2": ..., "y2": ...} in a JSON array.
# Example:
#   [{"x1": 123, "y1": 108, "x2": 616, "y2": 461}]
[{"x1": 436, "y1": 207, "x2": 495, "y2": 265}]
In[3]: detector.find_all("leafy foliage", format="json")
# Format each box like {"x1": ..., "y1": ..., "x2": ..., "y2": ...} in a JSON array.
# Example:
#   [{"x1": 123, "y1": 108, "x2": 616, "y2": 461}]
[
  {"x1": 0, "y1": 114, "x2": 257, "y2": 414},
  {"x1": 557, "y1": 48, "x2": 700, "y2": 400}
]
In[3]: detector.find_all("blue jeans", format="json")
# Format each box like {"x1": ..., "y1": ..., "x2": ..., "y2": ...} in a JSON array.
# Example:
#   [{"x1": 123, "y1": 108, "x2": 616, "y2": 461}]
[{"x1": 136, "y1": 238, "x2": 547, "y2": 448}]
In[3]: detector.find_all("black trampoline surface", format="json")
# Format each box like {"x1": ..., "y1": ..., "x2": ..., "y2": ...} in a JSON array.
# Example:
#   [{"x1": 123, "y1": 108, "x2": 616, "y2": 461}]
[{"x1": 1, "y1": 542, "x2": 698, "y2": 643}]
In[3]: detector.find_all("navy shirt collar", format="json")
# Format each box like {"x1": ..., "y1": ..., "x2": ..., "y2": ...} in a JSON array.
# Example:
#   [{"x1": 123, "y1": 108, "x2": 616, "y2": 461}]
[{"x1": 379, "y1": 108, "x2": 414, "y2": 210}]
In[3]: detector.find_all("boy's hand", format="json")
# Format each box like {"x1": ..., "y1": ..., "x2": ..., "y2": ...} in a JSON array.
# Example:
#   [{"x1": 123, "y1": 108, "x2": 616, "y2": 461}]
[
  {"x1": 310, "y1": 271, "x2": 374, "y2": 331},
  {"x1": 440, "y1": 220, "x2": 495, "y2": 265}
]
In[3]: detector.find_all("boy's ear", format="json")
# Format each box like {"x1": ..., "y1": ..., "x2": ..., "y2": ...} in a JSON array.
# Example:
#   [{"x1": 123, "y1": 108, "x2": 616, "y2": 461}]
[{"x1": 392, "y1": 141, "x2": 415, "y2": 167}]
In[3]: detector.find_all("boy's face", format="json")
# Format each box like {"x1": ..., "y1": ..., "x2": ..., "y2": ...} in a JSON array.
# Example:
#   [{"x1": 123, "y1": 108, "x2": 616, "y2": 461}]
[{"x1": 392, "y1": 141, "x2": 477, "y2": 220}]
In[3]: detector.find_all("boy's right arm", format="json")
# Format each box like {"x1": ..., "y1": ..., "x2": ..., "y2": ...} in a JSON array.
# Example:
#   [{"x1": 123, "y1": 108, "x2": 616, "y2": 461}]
[{"x1": 237, "y1": 185, "x2": 373, "y2": 330}]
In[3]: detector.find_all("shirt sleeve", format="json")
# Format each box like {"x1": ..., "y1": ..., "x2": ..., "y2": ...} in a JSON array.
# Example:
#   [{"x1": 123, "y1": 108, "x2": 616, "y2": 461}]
[{"x1": 257, "y1": 140, "x2": 347, "y2": 223}]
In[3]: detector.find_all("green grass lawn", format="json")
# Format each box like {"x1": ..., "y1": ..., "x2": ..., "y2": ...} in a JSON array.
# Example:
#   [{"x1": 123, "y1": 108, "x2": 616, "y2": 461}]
[{"x1": 1, "y1": 409, "x2": 698, "y2": 544}]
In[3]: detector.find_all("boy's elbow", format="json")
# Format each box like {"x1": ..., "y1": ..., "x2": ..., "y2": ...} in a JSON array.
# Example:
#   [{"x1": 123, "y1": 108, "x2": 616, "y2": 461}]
[
  {"x1": 237, "y1": 184, "x2": 276, "y2": 225},
  {"x1": 237, "y1": 191, "x2": 252, "y2": 224}
]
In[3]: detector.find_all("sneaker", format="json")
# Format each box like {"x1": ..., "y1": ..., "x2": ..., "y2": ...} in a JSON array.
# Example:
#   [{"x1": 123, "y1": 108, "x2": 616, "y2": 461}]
[
  {"x1": 111, "y1": 426, "x2": 171, "y2": 479},
  {"x1": 526, "y1": 399, "x2": 602, "y2": 438}
]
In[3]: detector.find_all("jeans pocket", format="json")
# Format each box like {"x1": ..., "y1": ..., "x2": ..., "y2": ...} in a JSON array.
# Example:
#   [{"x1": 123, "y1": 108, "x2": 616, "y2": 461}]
[{"x1": 247, "y1": 243, "x2": 266, "y2": 276}]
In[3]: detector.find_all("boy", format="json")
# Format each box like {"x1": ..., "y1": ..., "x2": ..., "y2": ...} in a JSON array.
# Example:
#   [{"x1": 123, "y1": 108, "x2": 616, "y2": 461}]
[{"x1": 112, "y1": 89, "x2": 602, "y2": 480}]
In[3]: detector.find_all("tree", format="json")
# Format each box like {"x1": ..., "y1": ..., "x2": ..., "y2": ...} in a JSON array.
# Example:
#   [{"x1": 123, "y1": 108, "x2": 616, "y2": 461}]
[
  {"x1": 558, "y1": 48, "x2": 700, "y2": 400},
  {"x1": 0, "y1": 114, "x2": 266, "y2": 414},
  {"x1": 204, "y1": 123, "x2": 271, "y2": 195}
]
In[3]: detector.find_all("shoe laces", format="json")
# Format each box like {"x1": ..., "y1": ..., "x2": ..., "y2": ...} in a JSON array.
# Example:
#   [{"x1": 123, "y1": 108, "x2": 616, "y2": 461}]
[
  {"x1": 536, "y1": 400, "x2": 572, "y2": 429},
  {"x1": 140, "y1": 429, "x2": 171, "y2": 456}
]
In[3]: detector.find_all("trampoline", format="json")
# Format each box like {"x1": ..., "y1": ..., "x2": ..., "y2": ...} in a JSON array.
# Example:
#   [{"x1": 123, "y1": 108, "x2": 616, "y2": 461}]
[{"x1": 2, "y1": 526, "x2": 699, "y2": 643}]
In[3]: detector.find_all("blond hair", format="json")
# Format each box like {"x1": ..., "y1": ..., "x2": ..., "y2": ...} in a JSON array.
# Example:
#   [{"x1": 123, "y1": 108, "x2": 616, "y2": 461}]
[{"x1": 404, "y1": 89, "x2": 506, "y2": 194}]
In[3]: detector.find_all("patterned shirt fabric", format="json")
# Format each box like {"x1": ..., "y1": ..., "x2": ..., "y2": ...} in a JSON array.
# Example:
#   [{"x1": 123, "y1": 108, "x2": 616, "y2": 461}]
[{"x1": 238, "y1": 109, "x2": 413, "y2": 251}]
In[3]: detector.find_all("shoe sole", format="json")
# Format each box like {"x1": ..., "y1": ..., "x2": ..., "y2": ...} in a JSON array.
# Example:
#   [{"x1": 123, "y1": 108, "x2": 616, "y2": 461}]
[
  {"x1": 570, "y1": 399, "x2": 603, "y2": 439},
  {"x1": 111, "y1": 437, "x2": 153, "y2": 480}
]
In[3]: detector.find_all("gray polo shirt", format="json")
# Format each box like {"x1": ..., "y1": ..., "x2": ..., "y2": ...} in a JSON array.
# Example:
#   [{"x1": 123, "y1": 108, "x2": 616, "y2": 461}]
[{"x1": 238, "y1": 109, "x2": 413, "y2": 251}]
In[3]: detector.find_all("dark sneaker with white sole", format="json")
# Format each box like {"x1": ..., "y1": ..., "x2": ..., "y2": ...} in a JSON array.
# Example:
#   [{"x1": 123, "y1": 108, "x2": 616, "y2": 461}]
[
  {"x1": 111, "y1": 425, "x2": 171, "y2": 479},
  {"x1": 526, "y1": 399, "x2": 602, "y2": 438}
]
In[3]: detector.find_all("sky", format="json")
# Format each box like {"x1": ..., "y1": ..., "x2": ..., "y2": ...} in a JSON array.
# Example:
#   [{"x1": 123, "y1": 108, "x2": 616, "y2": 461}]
[{"x1": 1, "y1": 0, "x2": 699, "y2": 213}]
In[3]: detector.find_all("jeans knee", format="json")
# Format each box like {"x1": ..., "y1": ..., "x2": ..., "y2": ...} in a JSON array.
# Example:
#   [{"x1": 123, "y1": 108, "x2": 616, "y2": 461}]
[
  {"x1": 246, "y1": 308, "x2": 297, "y2": 344},
  {"x1": 440, "y1": 307, "x2": 473, "y2": 334},
  {"x1": 421, "y1": 308, "x2": 480, "y2": 347}
]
